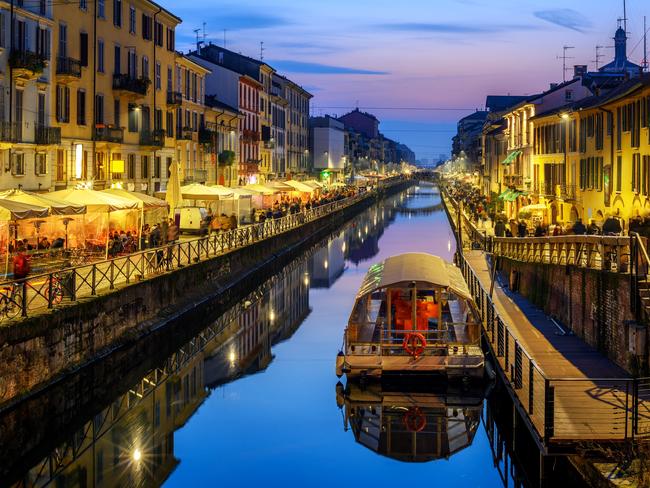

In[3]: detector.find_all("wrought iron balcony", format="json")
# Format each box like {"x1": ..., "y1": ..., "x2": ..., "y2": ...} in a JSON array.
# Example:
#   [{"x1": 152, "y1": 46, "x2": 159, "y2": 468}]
[
  {"x1": 10, "y1": 50, "x2": 46, "y2": 78},
  {"x1": 94, "y1": 126, "x2": 124, "y2": 143},
  {"x1": 0, "y1": 122, "x2": 21, "y2": 143},
  {"x1": 140, "y1": 129, "x2": 165, "y2": 148},
  {"x1": 199, "y1": 126, "x2": 215, "y2": 145},
  {"x1": 166, "y1": 91, "x2": 182, "y2": 106},
  {"x1": 559, "y1": 183, "x2": 580, "y2": 201},
  {"x1": 35, "y1": 126, "x2": 61, "y2": 145},
  {"x1": 183, "y1": 168, "x2": 208, "y2": 184},
  {"x1": 112, "y1": 74, "x2": 150, "y2": 96},
  {"x1": 56, "y1": 56, "x2": 82, "y2": 79},
  {"x1": 176, "y1": 127, "x2": 194, "y2": 140}
]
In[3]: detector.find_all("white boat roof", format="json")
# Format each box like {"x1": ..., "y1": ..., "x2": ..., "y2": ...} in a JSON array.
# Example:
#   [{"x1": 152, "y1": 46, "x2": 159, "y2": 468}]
[{"x1": 355, "y1": 253, "x2": 471, "y2": 301}]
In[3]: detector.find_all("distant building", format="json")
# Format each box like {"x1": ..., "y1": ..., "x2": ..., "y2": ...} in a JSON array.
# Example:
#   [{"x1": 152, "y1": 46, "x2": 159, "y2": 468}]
[
  {"x1": 338, "y1": 108, "x2": 379, "y2": 139},
  {"x1": 309, "y1": 116, "x2": 346, "y2": 182}
]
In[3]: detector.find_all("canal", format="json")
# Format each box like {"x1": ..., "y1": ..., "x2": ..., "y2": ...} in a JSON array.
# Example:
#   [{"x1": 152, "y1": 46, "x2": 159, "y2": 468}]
[{"x1": 3, "y1": 184, "x2": 588, "y2": 488}]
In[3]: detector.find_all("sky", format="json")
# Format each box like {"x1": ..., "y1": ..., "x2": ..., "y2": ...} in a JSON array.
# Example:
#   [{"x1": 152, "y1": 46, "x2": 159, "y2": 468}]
[{"x1": 168, "y1": 0, "x2": 650, "y2": 161}]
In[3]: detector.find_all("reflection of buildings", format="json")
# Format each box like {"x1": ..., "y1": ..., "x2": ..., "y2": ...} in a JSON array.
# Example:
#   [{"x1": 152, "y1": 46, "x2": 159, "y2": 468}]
[
  {"x1": 339, "y1": 382, "x2": 482, "y2": 463},
  {"x1": 346, "y1": 202, "x2": 397, "y2": 265},
  {"x1": 309, "y1": 232, "x2": 346, "y2": 288}
]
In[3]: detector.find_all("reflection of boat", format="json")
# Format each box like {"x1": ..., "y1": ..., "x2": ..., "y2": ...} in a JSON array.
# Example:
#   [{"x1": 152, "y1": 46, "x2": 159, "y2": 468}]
[
  {"x1": 337, "y1": 381, "x2": 483, "y2": 462},
  {"x1": 336, "y1": 253, "x2": 484, "y2": 380}
]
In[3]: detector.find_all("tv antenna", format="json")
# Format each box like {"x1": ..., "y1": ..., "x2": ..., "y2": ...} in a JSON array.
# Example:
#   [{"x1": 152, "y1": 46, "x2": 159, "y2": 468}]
[
  {"x1": 557, "y1": 45, "x2": 575, "y2": 82},
  {"x1": 223, "y1": 29, "x2": 228, "y2": 49},
  {"x1": 193, "y1": 28, "x2": 203, "y2": 52},
  {"x1": 592, "y1": 45, "x2": 613, "y2": 69},
  {"x1": 260, "y1": 41, "x2": 265, "y2": 61},
  {"x1": 644, "y1": 16, "x2": 648, "y2": 72}
]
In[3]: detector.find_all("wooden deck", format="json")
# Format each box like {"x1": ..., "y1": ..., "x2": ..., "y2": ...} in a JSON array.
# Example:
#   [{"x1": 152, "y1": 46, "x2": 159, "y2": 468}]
[{"x1": 463, "y1": 250, "x2": 650, "y2": 448}]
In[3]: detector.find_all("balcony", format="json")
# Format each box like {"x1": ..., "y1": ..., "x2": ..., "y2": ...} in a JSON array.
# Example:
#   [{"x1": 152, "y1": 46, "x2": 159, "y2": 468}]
[
  {"x1": 199, "y1": 126, "x2": 215, "y2": 145},
  {"x1": 166, "y1": 91, "x2": 182, "y2": 106},
  {"x1": 112, "y1": 74, "x2": 150, "y2": 97},
  {"x1": 94, "y1": 126, "x2": 124, "y2": 143},
  {"x1": 140, "y1": 129, "x2": 165, "y2": 148},
  {"x1": 10, "y1": 50, "x2": 46, "y2": 80},
  {"x1": 560, "y1": 183, "x2": 580, "y2": 202},
  {"x1": 241, "y1": 129, "x2": 260, "y2": 143},
  {"x1": 56, "y1": 56, "x2": 82, "y2": 82},
  {"x1": 0, "y1": 122, "x2": 21, "y2": 145},
  {"x1": 35, "y1": 126, "x2": 61, "y2": 145},
  {"x1": 176, "y1": 127, "x2": 194, "y2": 141},
  {"x1": 183, "y1": 168, "x2": 208, "y2": 184},
  {"x1": 503, "y1": 174, "x2": 523, "y2": 189}
]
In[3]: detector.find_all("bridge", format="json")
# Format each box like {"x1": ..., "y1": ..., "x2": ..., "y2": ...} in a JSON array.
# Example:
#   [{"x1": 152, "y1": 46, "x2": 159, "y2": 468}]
[{"x1": 438, "y1": 183, "x2": 650, "y2": 454}]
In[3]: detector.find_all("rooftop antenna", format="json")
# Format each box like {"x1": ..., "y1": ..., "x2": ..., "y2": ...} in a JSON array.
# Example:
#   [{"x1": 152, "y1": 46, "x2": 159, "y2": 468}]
[
  {"x1": 592, "y1": 45, "x2": 613, "y2": 69},
  {"x1": 644, "y1": 16, "x2": 648, "y2": 71},
  {"x1": 223, "y1": 29, "x2": 227, "y2": 49},
  {"x1": 557, "y1": 45, "x2": 575, "y2": 82},
  {"x1": 260, "y1": 41, "x2": 265, "y2": 61},
  {"x1": 623, "y1": 0, "x2": 627, "y2": 34},
  {"x1": 194, "y1": 28, "x2": 205, "y2": 52}
]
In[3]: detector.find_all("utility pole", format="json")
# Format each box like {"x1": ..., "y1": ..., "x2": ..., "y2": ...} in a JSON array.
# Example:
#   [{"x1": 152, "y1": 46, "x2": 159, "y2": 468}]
[{"x1": 557, "y1": 45, "x2": 575, "y2": 82}]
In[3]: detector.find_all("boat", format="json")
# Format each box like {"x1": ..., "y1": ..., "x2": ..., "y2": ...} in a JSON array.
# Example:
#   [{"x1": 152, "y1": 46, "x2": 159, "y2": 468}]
[
  {"x1": 336, "y1": 381, "x2": 482, "y2": 462},
  {"x1": 336, "y1": 252, "x2": 484, "y2": 380}
]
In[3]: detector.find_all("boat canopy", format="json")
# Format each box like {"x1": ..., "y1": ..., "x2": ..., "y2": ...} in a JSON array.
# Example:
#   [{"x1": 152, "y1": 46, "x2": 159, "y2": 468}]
[{"x1": 355, "y1": 253, "x2": 471, "y2": 301}]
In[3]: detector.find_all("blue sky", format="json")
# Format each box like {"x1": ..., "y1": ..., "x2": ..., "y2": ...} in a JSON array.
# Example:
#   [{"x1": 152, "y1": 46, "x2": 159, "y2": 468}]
[{"x1": 168, "y1": 0, "x2": 650, "y2": 161}]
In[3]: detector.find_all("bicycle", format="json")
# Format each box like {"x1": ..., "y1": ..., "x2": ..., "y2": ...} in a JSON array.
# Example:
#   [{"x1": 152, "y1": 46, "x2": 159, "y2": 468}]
[
  {"x1": 46, "y1": 273, "x2": 64, "y2": 305},
  {"x1": 0, "y1": 283, "x2": 22, "y2": 321}
]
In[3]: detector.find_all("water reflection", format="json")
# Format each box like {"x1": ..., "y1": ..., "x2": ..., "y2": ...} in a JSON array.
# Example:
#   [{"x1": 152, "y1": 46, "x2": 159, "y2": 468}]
[{"x1": 337, "y1": 382, "x2": 483, "y2": 463}]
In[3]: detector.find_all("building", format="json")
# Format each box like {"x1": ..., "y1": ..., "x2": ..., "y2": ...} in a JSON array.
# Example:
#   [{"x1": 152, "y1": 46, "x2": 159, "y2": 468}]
[
  {"x1": 309, "y1": 116, "x2": 346, "y2": 182},
  {"x1": 270, "y1": 74, "x2": 288, "y2": 177},
  {"x1": 203, "y1": 97, "x2": 240, "y2": 187},
  {"x1": 0, "y1": 0, "x2": 57, "y2": 191},
  {"x1": 52, "y1": 0, "x2": 181, "y2": 193},
  {"x1": 277, "y1": 75, "x2": 312, "y2": 178}
]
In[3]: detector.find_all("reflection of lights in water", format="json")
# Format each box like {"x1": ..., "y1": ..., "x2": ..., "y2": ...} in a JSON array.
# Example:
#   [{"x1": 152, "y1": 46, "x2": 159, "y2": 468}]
[
  {"x1": 324, "y1": 260, "x2": 329, "y2": 269},
  {"x1": 358, "y1": 231, "x2": 361, "y2": 238},
  {"x1": 229, "y1": 350, "x2": 236, "y2": 363},
  {"x1": 269, "y1": 310, "x2": 275, "y2": 322},
  {"x1": 448, "y1": 238, "x2": 451, "y2": 253},
  {"x1": 303, "y1": 273, "x2": 310, "y2": 286},
  {"x1": 132, "y1": 448, "x2": 142, "y2": 462},
  {"x1": 341, "y1": 242, "x2": 346, "y2": 253},
  {"x1": 374, "y1": 218, "x2": 377, "y2": 226},
  {"x1": 364, "y1": 226, "x2": 368, "y2": 234}
]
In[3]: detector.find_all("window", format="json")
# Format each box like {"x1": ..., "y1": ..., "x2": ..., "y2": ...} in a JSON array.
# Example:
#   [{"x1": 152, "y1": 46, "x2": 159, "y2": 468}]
[
  {"x1": 12, "y1": 154, "x2": 25, "y2": 176},
  {"x1": 97, "y1": 39, "x2": 104, "y2": 72},
  {"x1": 56, "y1": 85, "x2": 70, "y2": 123},
  {"x1": 36, "y1": 27, "x2": 50, "y2": 59},
  {"x1": 79, "y1": 0, "x2": 87, "y2": 10},
  {"x1": 633, "y1": 153, "x2": 642, "y2": 193},
  {"x1": 141, "y1": 155, "x2": 149, "y2": 178},
  {"x1": 79, "y1": 32, "x2": 88, "y2": 67},
  {"x1": 166, "y1": 27, "x2": 174, "y2": 51},
  {"x1": 579, "y1": 157, "x2": 603, "y2": 190},
  {"x1": 565, "y1": 89, "x2": 573, "y2": 102},
  {"x1": 114, "y1": 98, "x2": 120, "y2": 126},
  {"x1": 127, "y1": 154, "x2": 135, "y2": 179},
  {"x1": 142, "y1": 14, "x2": 152, "y2": 40},
  {"x1": 155, "y1": 62, "x2": 161, "y2": 90},
  {"x1": 643, "y1": 155, "x2": 650, "y2": 197},
  {"x1": 166, "y1": 111, "x2": 173, "y2": 137},
  {"x1": 616, "y1": 155, "x2": 622, "y2": 192},
  {"x1": 0, "y1": 13, "x2": 5, "y2": 48},
  {"x1": 142, "y1": 56, "x2": 149, "y2": 79},
  {"x1": 35, "y1": 153, "x2": 47, "y2": 176},
  {"x1": 192, "y1": 112, "x2": 198, "y2": 131},
  {"x1": 76, "y1": 89, "x2": 86, "y2": 125},
  {"x1": 56, "y1": 150, "x2": 65, "y2": 181},
  {"x1": 114, "y1": 45, "x2": 121, "y2": 74},
  {"x1": 113, "y1": 0, "x2": 122, "y2": 27},
  {"x1": 129, "y1": 5, "x2": 136, "y2": 33},
  {"x1": 127, "y1": 49, "x2": 136, "y2": 77},
  {"x1": 167, "y1": 66, "x2": 172, "y2": 91},
  {"x1": 97, "y1": 0, "x2": 105, "y2": 18},
  {"x1": 154, "y1": 21, "x2": 163, "y2": 46},
  {"x1": 58, "y1": 23, "x2": 67, "y2": 58},
  {"x1": 154, "y1": 156, "x2": 161, "y2": 178},
  {"x1": 37, "y1": 93, "x2": 45, "y2": 127},
  {"x1": 154, "y1": 108, "x2": 162, "y2": 131},
  {"x1": 128, "y1": 104, "x2": 138, "y2": 132},
  {"x1": 95, "y1": 94, "x2": 104, "y2": 124}
]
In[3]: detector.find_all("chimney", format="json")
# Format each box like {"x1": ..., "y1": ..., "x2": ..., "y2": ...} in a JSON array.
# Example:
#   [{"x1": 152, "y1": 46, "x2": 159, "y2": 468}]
[
  {"x1": 549, "y1": 83, "x2": 558, "y2": 90},
  {"x1": 573, "y1": 65, "x2": 588, "y2": 78}
]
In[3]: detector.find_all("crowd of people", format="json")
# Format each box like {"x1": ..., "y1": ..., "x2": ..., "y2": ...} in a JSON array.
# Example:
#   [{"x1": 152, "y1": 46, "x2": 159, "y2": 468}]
[{"x1": 446, "y1": 181, "x2": 632, "y2": 238}]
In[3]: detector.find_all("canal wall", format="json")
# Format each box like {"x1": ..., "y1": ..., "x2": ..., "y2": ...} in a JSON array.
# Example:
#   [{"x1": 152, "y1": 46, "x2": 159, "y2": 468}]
[
  {"x1": 496, "y1": 257, "x2": 641, "y2": 374},
  {"x1": 0, "y1": 181, "x2": 412, "y2": 408}
]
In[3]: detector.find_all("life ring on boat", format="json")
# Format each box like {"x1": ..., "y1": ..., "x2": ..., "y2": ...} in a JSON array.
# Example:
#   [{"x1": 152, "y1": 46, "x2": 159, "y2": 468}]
[
  {"x1": 403, "y1": 407, "x2": 426, "y2": 432},
  {"x1": 402, "y1": 332, "x2": 426, "y2": 358}
]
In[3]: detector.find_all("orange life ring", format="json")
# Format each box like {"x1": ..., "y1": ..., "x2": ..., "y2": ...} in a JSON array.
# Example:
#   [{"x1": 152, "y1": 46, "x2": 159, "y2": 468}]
[
  {"x1": 403, "y1": 407, "x2": 426, "y2": 432},
  {"x1": 402, "y1": 332, "x2": 426, "y2": 358}
]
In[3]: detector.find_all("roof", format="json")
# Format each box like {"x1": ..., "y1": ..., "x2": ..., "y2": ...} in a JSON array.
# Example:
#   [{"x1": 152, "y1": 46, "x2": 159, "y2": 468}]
[
  {"x1": 485, "y1": 95, "x2": 529, "y2": 112},
  {"x1": 355, "y1": 253, "x2": 471, "y2": 300}
]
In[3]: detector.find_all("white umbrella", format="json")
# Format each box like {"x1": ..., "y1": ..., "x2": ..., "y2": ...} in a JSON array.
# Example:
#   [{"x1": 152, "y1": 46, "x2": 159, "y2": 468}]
[{"x1": 166, "y1": 161, "x2": 183, "y2": 218}]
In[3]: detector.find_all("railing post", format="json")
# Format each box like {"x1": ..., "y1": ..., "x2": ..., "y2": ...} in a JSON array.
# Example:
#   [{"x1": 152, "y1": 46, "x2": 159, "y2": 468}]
[
  {"x1": 47, "y1": 273, "x2": 53, "y2": 309},
  {"x1": 528, "y1": 359, "x2": 534, "y2": 414},
  {"x1": 544, "y1": 379, "x2": 555, "y2": 441},
  {"x1": 21, "y1": 280, "x2": 27, "y2": 317},
  {"x1": 109, "y1": 261, "x2": 115, "y2": 290},
  {"x1": 91, "y1": 264, "x2": 97, "y2": 295}
]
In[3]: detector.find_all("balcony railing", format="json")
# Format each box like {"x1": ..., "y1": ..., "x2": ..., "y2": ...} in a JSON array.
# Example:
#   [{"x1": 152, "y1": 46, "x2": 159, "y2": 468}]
[
  {"x1": 166, "y1": 91, "x2": 182, "y2": 106},
  {"x1": 94, "y1": 126, "x2": 124, "y2": 143},
  {"x1": 241, "y1": 129, "x2": 260, "y2": 142},
  {"x1": 35, "y1": 126, "x2": 61, "y2": 145},
  {"x1": 0, "y1": 122, "x2": 21, "y2": 143},
  {"x1": 183, "y1": 168, "x2": 208, "y2": 183},
  {"x1": 112, "y1": 74, "x2": 150, "y2": 96},
  {"x1": 503, "y1": 174, "x2": 523, "y2": 189},
  {"x1": 560, "y1": 183, "x2": 579, "y2": 201},
  {"x1": 56, "y1": 56, "x2": 82, "y2": 78},
  {"x1": 140, "y1": 129, "x2": 165, "y2": 147},
  {"x1": 176, "y1": 127, "x2": 193, "y2": 140},
  {"x1": 199, "y1": 126, "x2": 215, "y2": 145},
  {"x1": 10, "y1": 50, "x2": 46, "y2": 76}
]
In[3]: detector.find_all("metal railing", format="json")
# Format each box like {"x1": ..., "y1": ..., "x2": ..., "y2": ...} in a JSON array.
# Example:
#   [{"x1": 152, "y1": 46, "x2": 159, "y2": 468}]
[
  {"x1": 35, "y1": 126, "x2": 61, "y2": 145},
  {"x1": 459, "y1": 252, "x2": 650, "y2": 443},
  {"x1": 112, "y1": 74, "x2": 149, "y2": 95},
  {"x1": 183, "y1": 168, "x2": 208, "y2": 183},
  {"x1": 0, "y1": 122, "x2": 21, "y2": 143},
  {"x1": 139, "y1": 129, "x2": 165, "y2": 147},
  {"x1": 55, "y1": 56, "x2": 82, "y2": 78},
  {"x1": 0, "y1": 184, "x2": 409, "y2": 322},
  {"x1": 166, "y1": 90, "x2": 182, "y2": 106},
  {"x1": 94, "y1": 126, "x2": 124, "y2": 143}
]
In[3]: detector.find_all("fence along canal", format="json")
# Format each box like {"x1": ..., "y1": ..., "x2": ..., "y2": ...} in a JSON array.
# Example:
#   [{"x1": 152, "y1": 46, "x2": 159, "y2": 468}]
[{"x1": 440, "y1": 185, "x2": 650, "y2": 453}]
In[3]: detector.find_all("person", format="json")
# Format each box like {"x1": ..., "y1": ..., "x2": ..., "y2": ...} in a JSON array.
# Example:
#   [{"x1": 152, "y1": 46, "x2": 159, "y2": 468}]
[
  {"x1": 534, "y1": 223, "x2": 546, "y2": 237},
  {"x1": 141, "y1": 224, "x2": 151, "y2": 249},
  {"x1": 167, "y1": 219, "x2": 179, "y2": 243},
  {"x1": 552, "y1": 223, "x2": 562, "y2": 236},
  {"x1": 572, "y1": 218, "x2": 587, "y2": 235},
  {"x1": 219, "y1": 213, "x2": 230, "y2": 232},
  {"x1": 161, "y1": 218, "x2": 169, "y2": 245},
  {"x1": 494, "y1": 219, "x2": 506, "y2": 237},
  {"x1": 150, "y1": 223, "x2": 162, "y2": 247},
  {"x1": 505, "y1": 228, "x2": 513, "y2": 237},
  {"x1": 587, "y1": 219, "x2": 600, "y2": 235},
  {"x1": 602, "y1": 215, "x2": 622, "y2": 235},
  {"x1": 229, "y1": 213, "x2": 238, "y2": 230},
  {"x1": 210, "y1": 214, "x2": 222, "y2": 234},
  {"x1": 51, "y1": 237, "x2": 65, "y2": 249},
  {"x1": 13, "y1": 252, "x2": 30, "y2": 280},
  {"x1": 38, "y1": 237, "x2": 51, "y2": 250},
  {"x1": 517, "y1": 221, "x2": 527, "y2": 238}
]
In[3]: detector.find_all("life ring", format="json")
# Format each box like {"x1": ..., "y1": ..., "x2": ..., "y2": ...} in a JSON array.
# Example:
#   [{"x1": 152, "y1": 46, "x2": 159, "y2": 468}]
[
  {"x1": 403, "y1": 407, "x2": 426, "y2": 432},
  {"x1": 403, "y1": 332, "x2": 426, "y2": 358}
]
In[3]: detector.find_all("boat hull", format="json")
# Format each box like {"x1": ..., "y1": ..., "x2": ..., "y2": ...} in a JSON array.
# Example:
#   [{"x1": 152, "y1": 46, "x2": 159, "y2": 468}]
[{"x1": 342, "y1": 353, "x2": 484, "y2": 380}]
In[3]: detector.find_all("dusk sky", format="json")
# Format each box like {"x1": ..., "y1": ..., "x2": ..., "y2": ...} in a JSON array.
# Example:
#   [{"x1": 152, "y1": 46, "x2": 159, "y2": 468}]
[{"x1": 170, "y1": 1, "x2": 649, "y2": 161}]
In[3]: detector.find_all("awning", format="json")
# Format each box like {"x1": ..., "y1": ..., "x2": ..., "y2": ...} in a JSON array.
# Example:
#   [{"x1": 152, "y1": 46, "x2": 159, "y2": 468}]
[
  {"x1": 101, "y1": 189, "x2": 168, "y2": 209},
  {"x1": 180, "y1": 183, "x2": 234, "y2": 200},
  {"x1": 0, "y1": 199, "x2": 49, "y2": 221},
  {"x1": 284, "y1": 180, "x2": 315, "y2": 193},
  {"x1": 498, "y1": 189, "x2": 526, "y2": 202},
  {"x1": 49, "y1": 188, "x2": 139, "y2": 212},
  {"x1": 0, "y1": 189, "x2": 86, "y2": 215},
  {"x1": 501, "y1": 150, "x2": 521, "y2": 166}
]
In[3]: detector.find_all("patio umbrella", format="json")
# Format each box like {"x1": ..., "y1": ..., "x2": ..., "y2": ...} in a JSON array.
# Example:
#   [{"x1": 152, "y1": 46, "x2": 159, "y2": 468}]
[
  {"x1": 166, "y1": 161, "x2": 183, "y2": 218},
  {"x1": 243, "y1": 184, "x2": 276, "y2": 195},
  {"x1": 0, "y1": 189, "x2": 86, "y2": 215},
  {"x1": 283, "y1": 180, "x2": 315, "y2": 193},
  {"x1": 180, "y1": 183, "x2": 234, "y2": 200}
]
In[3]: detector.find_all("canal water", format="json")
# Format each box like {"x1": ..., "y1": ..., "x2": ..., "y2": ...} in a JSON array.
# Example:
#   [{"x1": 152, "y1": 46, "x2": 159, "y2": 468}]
[{"x1": 4, "y1": 184, "x2": 587, "y2": 488}]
